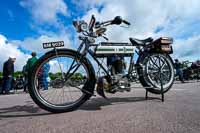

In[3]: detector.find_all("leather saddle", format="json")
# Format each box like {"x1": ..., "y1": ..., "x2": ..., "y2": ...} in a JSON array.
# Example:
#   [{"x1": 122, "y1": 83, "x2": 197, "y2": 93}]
[{"x1": 129, "y1": 37, "x2": 153, "y2": 46}]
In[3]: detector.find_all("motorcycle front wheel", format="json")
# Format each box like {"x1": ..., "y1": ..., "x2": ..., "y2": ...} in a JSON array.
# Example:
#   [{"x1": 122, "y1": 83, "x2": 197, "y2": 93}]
[
  {"x1": 137, "y1": 53, "x2": 175, "y2": 94},
  {"x1": 28, "y1": 49, "x2": 96, "y2": 113}
]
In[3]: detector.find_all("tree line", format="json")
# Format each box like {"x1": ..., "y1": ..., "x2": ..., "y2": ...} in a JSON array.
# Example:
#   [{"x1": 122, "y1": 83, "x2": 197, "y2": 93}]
[
  {"x1": 0, "y1": 71, "x2": 84, "y2": 81},
  {"x1": 0, "y1": 71, "x2": 22, "y2": 78}
]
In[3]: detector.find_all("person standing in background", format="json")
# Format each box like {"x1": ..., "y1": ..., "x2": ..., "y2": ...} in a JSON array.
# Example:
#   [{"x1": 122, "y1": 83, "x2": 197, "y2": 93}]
[
  {"x1": 26, "y1": 52, "x2": 37, "y2": 89},
  {"x1": 0, "y1": 76, "x2": 3, "y2": 94},
  {"x1": 41, "y1": 63, "x2": 50, "y2": 90},
  {"x1": 1, "y1": 57, "x2": 16, "y2": 94},
  {"x1": 174, "y1": 59, "x2": 185, "y2": 83},
  {"x1": 22, "y1": 64, "x2": 28, "y2": 92}
]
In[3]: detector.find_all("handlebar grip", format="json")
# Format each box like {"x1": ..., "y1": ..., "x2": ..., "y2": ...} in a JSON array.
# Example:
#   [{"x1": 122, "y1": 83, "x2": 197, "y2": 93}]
[{"x1": 123, "y1": 20, "x2": 131, "y2": 25}]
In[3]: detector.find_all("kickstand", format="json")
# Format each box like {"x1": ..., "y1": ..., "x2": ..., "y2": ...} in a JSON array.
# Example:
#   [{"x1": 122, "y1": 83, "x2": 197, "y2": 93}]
[
  {"x1": 160, "y1": 71, "x2": 164, "y2": 102},
  {"x1": 145, "y1": 89, "x2": 148, "y2": 100},
  {"x1": 145, "y1": 74, "x2": 165, "y2": 102}
]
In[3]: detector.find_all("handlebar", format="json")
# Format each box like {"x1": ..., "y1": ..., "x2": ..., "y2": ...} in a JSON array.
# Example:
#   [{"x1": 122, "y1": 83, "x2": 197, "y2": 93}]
[
  {"x1": 94, "y1": 16, "x2": 131, "y2": 28},
  {"x1": 73, "y1": 15, "x2": 131, "y2": 40}
]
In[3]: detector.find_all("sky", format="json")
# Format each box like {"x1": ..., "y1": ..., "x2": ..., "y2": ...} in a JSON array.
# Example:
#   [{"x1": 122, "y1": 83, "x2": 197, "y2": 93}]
[{"x1": 0, "y1": 0, "x2": 200, "y2": 71}]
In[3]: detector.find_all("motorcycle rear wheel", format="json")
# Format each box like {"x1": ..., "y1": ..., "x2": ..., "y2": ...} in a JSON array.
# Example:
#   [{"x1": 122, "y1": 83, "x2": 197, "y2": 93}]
[{"x1": 137, "y1": 53, "x2": 174, "y2": 94}]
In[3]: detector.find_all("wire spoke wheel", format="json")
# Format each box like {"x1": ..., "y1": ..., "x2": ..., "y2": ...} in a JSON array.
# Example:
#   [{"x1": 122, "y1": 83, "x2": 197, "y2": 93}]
[
  {"x1": 36, "y1": 57, "x2": 86, "y2": 105},
  {"x1": 28, "y1": 50, "x2": 95, "y2": 113},
  {"x1": 138, "y1": 53, "x2": 174, "y2": 94},
  {"x1": 146, "y1": 54, "x2": 174, "y2": 91}
]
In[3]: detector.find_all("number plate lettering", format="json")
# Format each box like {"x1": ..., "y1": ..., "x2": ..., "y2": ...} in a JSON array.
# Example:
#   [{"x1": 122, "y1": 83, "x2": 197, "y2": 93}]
[{"x1": 43, "y1": 41, "x2": 64, "y2": 49}]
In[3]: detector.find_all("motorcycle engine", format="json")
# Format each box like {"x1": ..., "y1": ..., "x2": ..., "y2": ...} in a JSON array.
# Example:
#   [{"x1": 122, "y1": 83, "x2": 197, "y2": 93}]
[
  {"x1": 111, "y1": 74, "x2": 131, "y2": 92},
  {"x1": 97, "y1": 56, "x2": 131, "y2": 94},
  {"x1": 97, "y1": 74, "x2": 131, "y2": 94}
]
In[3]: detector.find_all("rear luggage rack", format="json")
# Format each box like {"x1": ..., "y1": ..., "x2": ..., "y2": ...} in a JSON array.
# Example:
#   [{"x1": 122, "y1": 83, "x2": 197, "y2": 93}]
[{"x1": 146, "y1": 37, "x2": 173, "y2": 54}]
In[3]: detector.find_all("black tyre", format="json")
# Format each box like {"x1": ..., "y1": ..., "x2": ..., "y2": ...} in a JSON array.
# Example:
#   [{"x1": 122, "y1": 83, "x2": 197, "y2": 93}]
[
  {"x1": 28, "y1": 49, "x2": 96, "y2": 113},
  {"x1": 137, "y1": 53, "x2": 174, "y2": 94}
]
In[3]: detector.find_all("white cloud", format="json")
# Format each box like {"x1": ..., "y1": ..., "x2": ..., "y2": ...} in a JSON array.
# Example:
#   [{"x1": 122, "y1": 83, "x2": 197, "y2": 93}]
[
  {"x1": 20, "y1": 0, "x2": 68, "y2": 24},
  {"x1": 12, "y1": 33, "x2": 72, "y2": 54},
  {"x1": 72, "y1": 0, "x2": 105, "y2": 11},
  {"x1": 173, "y1": 35, "x2": 200, "y2": 61},
  {"x1": 82, "y1": 0, "x2": 200, "y2": 37},
  {"x1": 18, "y1": 0, "x2": 72, "y2": 55},
  {"x1": 0, "y1": 34, "x2": 30, "y2": 71},
  {"x1": 49, "y1": 60, "x2": 64, "y2": 73},
  {"x1": 80, "y1": 0, "x2": 200, "y2": 61},
  {"x1": 0, "y1": 33, "x2": 72, "y2": 72}
]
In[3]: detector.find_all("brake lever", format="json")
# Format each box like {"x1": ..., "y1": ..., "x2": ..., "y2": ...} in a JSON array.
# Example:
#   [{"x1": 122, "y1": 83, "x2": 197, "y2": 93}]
[{"x1": 102, "y1": 36, "x2": 109, "y2": 41}]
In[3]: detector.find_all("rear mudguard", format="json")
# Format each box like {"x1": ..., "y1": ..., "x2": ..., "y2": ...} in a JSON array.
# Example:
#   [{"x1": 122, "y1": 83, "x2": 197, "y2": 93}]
[
  {"x1": 135, "y1": 51, "x2": 174, "y2": 92},
  {"x1": 136, "y1": 51, "x2": 174, "y2": 66}
]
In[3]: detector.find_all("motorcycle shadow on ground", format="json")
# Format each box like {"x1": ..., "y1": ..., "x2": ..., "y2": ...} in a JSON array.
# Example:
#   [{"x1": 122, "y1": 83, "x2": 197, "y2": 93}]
[
  {"x1": 0, "y1": 96, "x2": 162, "y2": 119},
  {"x1": 0, "y1": 101, "x2": 52, "y2": 119},
  {"x1": 80, "y1": 96, "x2": 162, "y2": 111}
]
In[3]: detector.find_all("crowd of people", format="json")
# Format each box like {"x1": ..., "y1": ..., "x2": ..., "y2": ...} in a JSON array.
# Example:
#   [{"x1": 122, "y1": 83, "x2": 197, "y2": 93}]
[
  {"x1": 174, "y1": 59, "x2": 200, "y2": 83},
  {"x1": 0, "y1": 52, "x2": 50, "y2": 95}
]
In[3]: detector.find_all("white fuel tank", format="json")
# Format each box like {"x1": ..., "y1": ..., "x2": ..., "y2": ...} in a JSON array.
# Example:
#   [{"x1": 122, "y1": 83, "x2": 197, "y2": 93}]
[{"x1": 94, "y1": 42, "x2": 135, "y2": 57}]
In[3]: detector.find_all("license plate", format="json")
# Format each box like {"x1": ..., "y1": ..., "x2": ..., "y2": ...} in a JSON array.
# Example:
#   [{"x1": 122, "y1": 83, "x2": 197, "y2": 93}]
[{"x1": 43, "y1": 41, "x2": 64, "y2": 49}]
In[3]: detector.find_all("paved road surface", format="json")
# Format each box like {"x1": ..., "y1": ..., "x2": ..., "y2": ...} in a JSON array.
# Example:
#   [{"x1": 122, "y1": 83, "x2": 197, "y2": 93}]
[{"x1": 0, "y1": 81, "x2": 200, "y2": 133}]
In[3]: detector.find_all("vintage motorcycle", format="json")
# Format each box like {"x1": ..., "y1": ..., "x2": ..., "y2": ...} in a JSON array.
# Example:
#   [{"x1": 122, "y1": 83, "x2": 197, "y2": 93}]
[{"x1": 28, "y1": 15, "x2": 175, "y2": 113}]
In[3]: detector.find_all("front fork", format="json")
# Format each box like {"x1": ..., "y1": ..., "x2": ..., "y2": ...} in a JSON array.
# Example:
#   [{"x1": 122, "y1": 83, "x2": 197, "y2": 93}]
[
  {"x1": 55, "y1": 41, "x2": 95, "y2": 96},
  {"x1": 62, "y1": 41, "x2": 86, "y2": 81}
]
